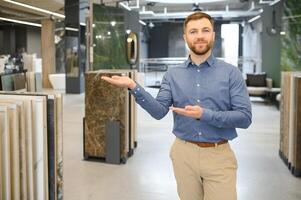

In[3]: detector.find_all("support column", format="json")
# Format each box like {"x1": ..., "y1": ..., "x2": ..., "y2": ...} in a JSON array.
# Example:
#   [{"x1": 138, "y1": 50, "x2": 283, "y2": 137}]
[
  {"x1": 41, "y1": 19, "x2": 55, "y2": 88},
  {"x1": 65, "y1": 0, "x2": 87, "y2": 94},
  {"x1": 261, "y1": 2, "x2": 284, "y2": 87},
  {"x1": 3, "y1": 27, "x2": 15, "y2": 54}
]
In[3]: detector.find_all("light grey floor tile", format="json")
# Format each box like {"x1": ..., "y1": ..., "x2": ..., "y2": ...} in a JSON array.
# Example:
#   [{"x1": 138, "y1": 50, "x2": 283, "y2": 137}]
[{"x1": 62, "y1": 89, "x2": 301, "y2": 200}]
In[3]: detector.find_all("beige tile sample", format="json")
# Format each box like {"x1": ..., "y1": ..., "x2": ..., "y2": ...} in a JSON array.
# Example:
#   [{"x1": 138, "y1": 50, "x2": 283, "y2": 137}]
[
  {"x1": 0, "y1": 99, "x2": 28, "y2": 200},
  {"x1": 0, "y1": 105, "x2": 11, "y2": 200},
  {"x1": 280, "y1": 72, "x2": 291, "y2": 162},
  {"x1": 0, "y1": 94, "x2": 48, "y2": 200},
  {"x1": 0, "y1": 103, "x2": 20, "y2": 200},
  {"x1": 31, "y1": 97, "x2": 48, "y2": 200}
]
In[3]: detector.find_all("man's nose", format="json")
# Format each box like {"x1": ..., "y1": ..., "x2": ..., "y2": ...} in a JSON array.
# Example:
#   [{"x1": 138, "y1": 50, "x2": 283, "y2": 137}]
[{"x1": 195, "y1": 32, "x2": 205, "y2": 38}]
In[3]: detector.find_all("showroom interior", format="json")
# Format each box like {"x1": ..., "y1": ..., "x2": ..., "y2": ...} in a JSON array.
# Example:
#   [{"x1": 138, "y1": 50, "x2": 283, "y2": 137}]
[{"x1": 0, "y1": 0, "x2": 301, "y2": 199}]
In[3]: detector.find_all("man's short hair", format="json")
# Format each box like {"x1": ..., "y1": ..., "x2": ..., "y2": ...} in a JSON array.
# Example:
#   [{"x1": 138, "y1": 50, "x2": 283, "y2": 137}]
[{"x1": 183, "y1": 12, "x2": 214, "y2": 32}]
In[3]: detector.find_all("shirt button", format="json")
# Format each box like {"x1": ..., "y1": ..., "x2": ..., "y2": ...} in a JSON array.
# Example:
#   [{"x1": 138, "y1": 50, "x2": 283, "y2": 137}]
[
  {"x1": 142, "y1": 99, "x2": 145, "y2": 102},
  {"x1": 199, "y1": 132, "x2": 202, "y2": 136},
  {"x1": 197, "y1": 99, "x2": 200, "y2": 103},
  {"x1": 197, "y1": 70, "x2": 200, "y2": 72},
  {"x1": 197, "y1": 84, "x2": 200, "y2": 87},
  {"x1": 137, "y1": 88, "x2": 140, "y2": 91},
  {"x1": 134, "y1": 91, "x2": 137, "y2": 94}
]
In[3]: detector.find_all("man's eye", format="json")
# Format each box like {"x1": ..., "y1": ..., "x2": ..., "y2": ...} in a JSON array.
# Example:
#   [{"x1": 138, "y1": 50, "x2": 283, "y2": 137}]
[{"x1": 190, "y1": 31, "x2": 197, "y2": 34}]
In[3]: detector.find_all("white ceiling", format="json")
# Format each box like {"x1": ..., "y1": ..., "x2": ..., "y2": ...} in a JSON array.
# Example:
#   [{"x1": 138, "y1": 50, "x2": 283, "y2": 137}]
[
  {"x1": 106, "y1": 0, "x2": 265, "y2": 21},
  {"x1": 0, "y1": 0, "x2": 278, "y2": 25}
]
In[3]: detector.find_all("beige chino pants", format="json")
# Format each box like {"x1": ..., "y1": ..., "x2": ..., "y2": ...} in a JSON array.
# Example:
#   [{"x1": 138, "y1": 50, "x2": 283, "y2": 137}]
[{"x1": 170, "y1": 138, "x2": 238, "y2": 200}]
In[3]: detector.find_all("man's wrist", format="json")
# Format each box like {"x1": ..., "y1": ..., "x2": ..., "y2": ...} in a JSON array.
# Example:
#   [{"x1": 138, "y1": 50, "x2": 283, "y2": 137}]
[
  {"x1": 196, "y1": 107, "x2": 203, "y2": 120},
  {"x1": 128, "y1": 81, "x2": 137, "y2": 90}
]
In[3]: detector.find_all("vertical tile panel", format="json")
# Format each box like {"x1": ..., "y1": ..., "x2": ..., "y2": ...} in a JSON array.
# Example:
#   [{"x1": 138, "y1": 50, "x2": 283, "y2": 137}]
[
  {"x1": 294, "y1": 76, "x2": 301, "y2": 175},
  {"x1": 85, "y1": 71, "x2": 128, "y2": 159},
  {"x1": 0, "y1": 103, "x2": 20, "y2": 200},
  {"x1": 0, "y1": 106, "x2": 11, "y2": 200}
]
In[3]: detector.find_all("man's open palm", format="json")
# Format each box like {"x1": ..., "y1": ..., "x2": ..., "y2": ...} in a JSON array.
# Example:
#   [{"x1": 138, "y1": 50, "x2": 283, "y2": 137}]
[
  {"x1": 101, "y1": 75, "x2": 136, "y2": 89},
  {"x1": 170, "y1": 105, "x2": 203, "y2": 119}
]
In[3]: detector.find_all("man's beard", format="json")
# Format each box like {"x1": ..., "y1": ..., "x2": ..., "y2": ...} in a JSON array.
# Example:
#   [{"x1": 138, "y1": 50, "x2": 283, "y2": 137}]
[{"x1": 188, "y1": 39, "x2": 214, "y2": 55}]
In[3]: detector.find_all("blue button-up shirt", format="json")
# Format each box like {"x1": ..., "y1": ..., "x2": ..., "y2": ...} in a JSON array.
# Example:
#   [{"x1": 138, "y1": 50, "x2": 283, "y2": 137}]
[{"x1": 130, "y1": 55, "x2": 252, "y2": 142}]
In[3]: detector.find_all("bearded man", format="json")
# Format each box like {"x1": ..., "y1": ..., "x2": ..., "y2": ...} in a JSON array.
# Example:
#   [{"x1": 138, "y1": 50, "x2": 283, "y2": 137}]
[{"x1": 101, "y1": 12, "x2": 252, "y2": 200}]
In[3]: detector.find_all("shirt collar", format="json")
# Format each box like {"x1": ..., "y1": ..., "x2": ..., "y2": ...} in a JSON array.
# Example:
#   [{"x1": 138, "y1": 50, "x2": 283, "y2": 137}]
[{"x1": 185, "y1": 54, "x2": 215, "y2": 68}]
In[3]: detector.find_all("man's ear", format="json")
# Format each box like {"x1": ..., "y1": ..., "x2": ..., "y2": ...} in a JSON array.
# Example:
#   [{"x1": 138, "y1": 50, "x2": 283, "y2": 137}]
[{"x1": 183, "y1": 34, "x2": 186, "y2": 43}]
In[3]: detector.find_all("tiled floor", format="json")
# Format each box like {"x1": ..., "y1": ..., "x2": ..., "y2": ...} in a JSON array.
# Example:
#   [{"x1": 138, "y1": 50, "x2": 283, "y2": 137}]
[{"x1": 62, "y1": 88, "x2": 301, "y2": 200}]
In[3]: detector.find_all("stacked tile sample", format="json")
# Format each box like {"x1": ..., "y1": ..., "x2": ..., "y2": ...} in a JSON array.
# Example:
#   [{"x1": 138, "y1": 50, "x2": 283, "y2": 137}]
[
  {"x1": 84, "y1": 70, "x2": 137, "y2": 163},
  {"x1": 0, "y1": 91, "x2": 63, "y2": 200},
  {"x1": 279, "y1": 72, "x2": 301, "y2": 176},
  {"x1": 23, "y1": 54, "x2": 43, "y2": 92},
  {"x1": 0, "y1": 71, "x2": 27, "y2": 91}
]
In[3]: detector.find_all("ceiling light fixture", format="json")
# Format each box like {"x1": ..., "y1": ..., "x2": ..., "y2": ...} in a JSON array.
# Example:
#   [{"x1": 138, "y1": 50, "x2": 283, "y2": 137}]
[
  {"x1": 148, "y1": 22, "x2": 155, "y2": 28},
  {"x1": 269, "y1": 0, "x2": 281, "y2": 6},
  {"x1": 66, "y1": 27, "x2": 79, "y2": 32},
  {"x1": 248, "y1": 1, "x2": 255, "y2": 11},
  {"x1": 248, "y1": 15, "x2": 261, "y2": 23},
  {"x1": 3, "y1": 0, "x2": 65, "y2": 19},
  {"x1": 139, "y1": 6, "x2": 155, "y2": 15},
  {"x1": 128, "y1": 0, "x2": 140, "y2": 9},
  {"x1": 119, "y1": 2, "x2": 131, "y2": 11},
  {"x1": 0, "y1": 16, "x2": 41, "y2": 27},
  {"x1": 192, "y1": 3, "x2": 202, "y2": 11},
  {"x1": 164, "y1": 7, "x2": 167, "y2": 14},
  {"x1": 139, "y1": 20, "x2": 146, "y2": 26}
]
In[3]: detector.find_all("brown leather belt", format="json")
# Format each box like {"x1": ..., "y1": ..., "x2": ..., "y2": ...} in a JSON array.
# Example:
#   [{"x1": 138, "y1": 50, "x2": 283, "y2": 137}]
[{"x1": 188, "y1": 140, "x2": 228, "y2": 148}]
